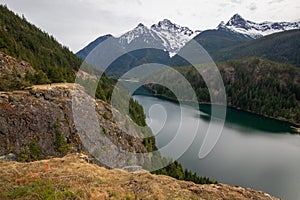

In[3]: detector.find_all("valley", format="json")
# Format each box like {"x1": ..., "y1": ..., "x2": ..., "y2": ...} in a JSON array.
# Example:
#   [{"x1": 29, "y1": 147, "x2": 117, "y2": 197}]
[
  {"x1": 133, "y1": 94, "x2": 300, "y2": 200},
  {"x1": 0, "y1": 3, "x2": 300, "y2": 200}
]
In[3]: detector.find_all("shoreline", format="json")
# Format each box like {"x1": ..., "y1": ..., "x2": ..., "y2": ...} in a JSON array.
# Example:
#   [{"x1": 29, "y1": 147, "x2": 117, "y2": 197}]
[{"x1": 141, "y1": 93, "x2": 300, "y2": 132}]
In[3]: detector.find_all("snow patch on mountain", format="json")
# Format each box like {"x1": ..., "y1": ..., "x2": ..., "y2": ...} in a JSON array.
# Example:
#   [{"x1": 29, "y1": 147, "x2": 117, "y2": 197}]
[
  {"x1": 218, "y1": 14, "x2": 300, "y2": 39},
  {"x1": 118, "y1": 19, "x2": 201, "y2": 57},
  {"x1": 151, "y1": 19, "x2": 200, "y2": 56},
  {"x1": 119, "y1": 23, "x2": 162, "y2": 47}
]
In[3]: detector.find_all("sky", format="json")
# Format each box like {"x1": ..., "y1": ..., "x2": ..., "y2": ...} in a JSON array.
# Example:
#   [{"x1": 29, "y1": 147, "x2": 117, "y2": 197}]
[{"x1": 0, "y1": 0, "x2": 299, "y2": 53}]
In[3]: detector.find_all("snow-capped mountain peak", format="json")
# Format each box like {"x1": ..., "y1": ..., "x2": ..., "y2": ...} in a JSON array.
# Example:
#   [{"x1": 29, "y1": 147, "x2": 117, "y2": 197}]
[
  {"x1": 154, "y1": 19, "x2": 173, "y2": 29},
  {"x1": 218, "y1": 14, "x2": 300, "y2": 38},
  {"x1": 118, "y1": 22, "x2": 159, "y2": 46},
  {"x1": 152, "y1": 19, "x2": 198, "y2": 37},
  {"x1": 226, "y1": 14, "x2": 252, "y2": 30},
  {"x1": 137, "y1": 23, "x2": 145, "y2": 27},
  {"x1": 151, "y1": 19, "x2": 201, "y2": 56},
  {"x1": 217, "y1": 21, "x2": 226, "y2": 29},
  {"x1": 116, "y1": 19, "x2": 201, "y2": 57},
  {"x1": 132, "y1": 23, "x2": 148, "y2": 34}
]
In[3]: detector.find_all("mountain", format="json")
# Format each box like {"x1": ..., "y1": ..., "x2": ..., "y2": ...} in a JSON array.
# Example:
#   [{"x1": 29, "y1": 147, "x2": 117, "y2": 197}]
[
  {"x1": 76, "y1": 19, "x2": 201, "y2": 78},
  {"x1": 77, "y1": 19, "x2": 200, "y2": 60},
  {"x1": 190, "y1": 29, "x2": 300, "y2": 67},
  {"x1": 150, "y1": 19, "x2": 200, "y2": 56},
  {"x1": 216, "y1": 29, "x2": 300, "y2": 67},
  {"x1": 172, "y1": 26, "x2": 300, "y2": 67},
  {"x1": 76, "y1": 34, "x2": 113, "y2": 60},
  {"x1": 172, "y1": 14, "x2": 300, "y2": 67},
  {"x1": 78, "y1": 14, "x2": 300, "y2": 75},
  {"x1": 170, "y1": 27, "x2": 252, "y2": 66},
  {"x1": 218, "y1": 14, "x2": 300, "y2": 39},
  {"x1": 174, "y1": 14, "x2": 300, "y2": 66},
  {"x1": 113, "y1": 19, "x2": 199, "y2": 56},
  {"x1": 78, "y1": 14, "x2": 300, "y2": 63}
]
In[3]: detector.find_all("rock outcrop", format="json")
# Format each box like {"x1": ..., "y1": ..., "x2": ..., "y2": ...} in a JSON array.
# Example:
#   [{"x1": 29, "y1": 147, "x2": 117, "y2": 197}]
[
  {"x1": 0, "y1": 51, "x2": 35, "y2": 90},
  {"x1": 0, "y1": 51, "x2": 35, "y2": 77},
  {"x1": 0, "y1": 83, "x2": 147, "y2": 167}
]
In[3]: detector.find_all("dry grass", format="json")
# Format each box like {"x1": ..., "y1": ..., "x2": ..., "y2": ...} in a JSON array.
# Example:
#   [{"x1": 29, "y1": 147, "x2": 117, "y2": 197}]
[
  {"x1": 0, "y1": 154, "x2": 279, "y2": 200},
  {"x1": 30, "y1": 83, "x2": 75, "y2": 90}
]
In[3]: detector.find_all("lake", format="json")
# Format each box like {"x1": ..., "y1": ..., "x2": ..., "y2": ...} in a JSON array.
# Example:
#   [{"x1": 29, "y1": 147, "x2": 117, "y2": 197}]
[{"x1": 133, "y1": 94, "x2": 300, "y2": 200}]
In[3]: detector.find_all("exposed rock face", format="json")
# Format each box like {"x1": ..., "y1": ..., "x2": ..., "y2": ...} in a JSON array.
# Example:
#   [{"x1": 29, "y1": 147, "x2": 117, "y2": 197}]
[
  {"x1": 0, "y1": 51, "x2": 35, "y2": 77},
  {"x1": 0, "y1": 154, "x2": 280, "y2": 200},
  {"x1": 0, "y1": 51, "x2": 35, "y2": 90},
  {"x1": 0, "y1": 84, "x2": 147, "y2": 167}
]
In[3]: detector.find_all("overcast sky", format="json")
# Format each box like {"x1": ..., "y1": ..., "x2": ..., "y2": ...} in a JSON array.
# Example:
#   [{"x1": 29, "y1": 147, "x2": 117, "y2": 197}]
[{"x1": 0, "y1": 0, "x2": 299, "y2": 52}]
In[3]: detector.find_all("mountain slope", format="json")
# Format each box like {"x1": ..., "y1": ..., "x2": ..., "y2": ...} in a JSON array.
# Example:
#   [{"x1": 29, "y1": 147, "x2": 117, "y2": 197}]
[
  {"x1": 0, "y1": 5, "x2": 118, "y2": 103},
  {"x1": 0, "y1": 154, "x2": 280, "y2": 200},
  {"x1": 170, "y1": 27, "x2": 252, "y2": 66},
  {"x1": 76, "y1": 34, "x2": 113, "y2": 60},
  {"x1": 147, "y1": 58, "x2": 300, "y2": 125},
  {"x1": 217, "y1": 29, "x2": 300, "y2": 67},
  {"x1": 172, "y1": 28, "x2": 300, "y2": 67},
  {"x1": 0, "y1": 5, "x2": 81, "y2": 83}
]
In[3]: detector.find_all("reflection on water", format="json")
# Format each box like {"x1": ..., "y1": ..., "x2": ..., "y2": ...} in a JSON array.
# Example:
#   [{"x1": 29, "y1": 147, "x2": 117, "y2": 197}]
[{"x1": 133, "y1": 94, "x2": 300, "y2": 200}]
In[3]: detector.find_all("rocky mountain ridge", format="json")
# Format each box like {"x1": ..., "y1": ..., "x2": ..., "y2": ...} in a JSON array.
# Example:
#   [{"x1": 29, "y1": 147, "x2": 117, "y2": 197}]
[
  {"x1": 77, "y1": 14, "x2": 300, "y2": 60},
  {"x1": 218, "y1": 14, "x2": 300, "y2": 39},
  {"x1": 77, "y1": 19, "x2": 200, "y2": 59}
]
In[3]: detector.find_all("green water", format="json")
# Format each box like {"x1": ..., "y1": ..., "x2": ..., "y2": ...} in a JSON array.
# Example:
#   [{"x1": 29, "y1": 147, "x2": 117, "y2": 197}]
[
  {"x1": 120, "y1": 81, "x2": 300, "y2": 199},
  {"x1": 133, "y1": 94, "x2": 300, "y2": 200}
]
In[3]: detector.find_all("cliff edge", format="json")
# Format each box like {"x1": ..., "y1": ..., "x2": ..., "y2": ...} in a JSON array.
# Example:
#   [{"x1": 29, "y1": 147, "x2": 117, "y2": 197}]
[{"x1": 0, "y1": 154, "x2": 279, "y2": 200}]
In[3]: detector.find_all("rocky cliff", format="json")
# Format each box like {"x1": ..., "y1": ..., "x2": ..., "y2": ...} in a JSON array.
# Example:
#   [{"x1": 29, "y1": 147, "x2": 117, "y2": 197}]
[
  {"x1": 0, "y1": 84, "x2": 281, "y2": 200},
  {"x1": 0, "y1": 83, "x2": 147, "y2": 167}
]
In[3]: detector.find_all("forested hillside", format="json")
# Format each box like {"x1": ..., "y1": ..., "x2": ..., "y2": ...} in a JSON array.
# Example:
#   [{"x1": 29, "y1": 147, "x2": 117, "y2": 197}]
[
  {"x1": 171, "y1": 29, "x2": 300, "y2": 67},
  {"x1": 0, "y1": 5, "x2": 215, "y2": 185},
  {"x1": 0, "y1": 5, "x2": 115, "y2": 99},
  {"x1": 149, "y1": 58, "x2": 300, "y2": 124},
  {"x1": 217, "y1": 29, "x2": 300, "y2": 67},
  {"x1": 0, "y1": 5, "x2": 80, "y2": 83}
]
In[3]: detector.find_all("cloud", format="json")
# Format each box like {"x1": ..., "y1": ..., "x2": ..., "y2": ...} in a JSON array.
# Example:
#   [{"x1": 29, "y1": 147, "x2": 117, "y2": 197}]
[
  {"x1": 231, "y1": 0, "x2": 242, "y2": 4},
  {"x1": 1, "y1": 0, "x2": 298, "y2": 52},
  {"x1": 176, "y1": 10, "x2": 183, "y2": 16},
  {"x1": 268, "y1": 0, "x2": 285, "y2": 4},
  {"x1": 248, "y1": 3, "x2": 257, "y2": 11},
  {"x1": 219, "y1": 3, "x2": 229, "y2": 7},
  {"x1": 136, "y1": 0, "x2": 143, "y2": 5}
]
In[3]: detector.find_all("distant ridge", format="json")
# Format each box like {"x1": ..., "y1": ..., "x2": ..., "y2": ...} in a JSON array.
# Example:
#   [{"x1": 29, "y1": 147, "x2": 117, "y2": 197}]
[
  {"x1": 218, "y1": 13, "x2": 300, "y2": 39},
  {"x1": 78, "y1": 14, "x2": 300, "y2": 61}
]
